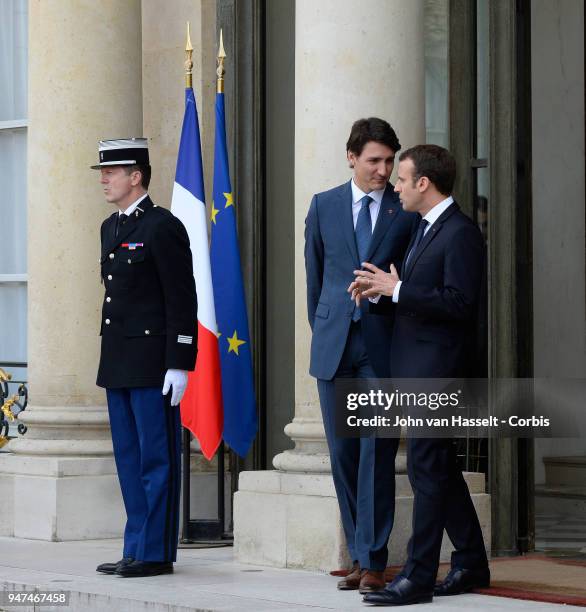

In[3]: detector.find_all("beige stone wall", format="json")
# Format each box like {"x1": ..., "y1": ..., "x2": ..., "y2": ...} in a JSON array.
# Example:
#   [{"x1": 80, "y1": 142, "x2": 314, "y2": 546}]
[
  {"x1": 26, "y1": 0, "x2": 217, "y2": 405},
  {"x1": 27, "y1": 0, "x2": 142, "y2": 405},
  {"x1": 141, "y1": 0, "x2": 216, "y2": 209}
]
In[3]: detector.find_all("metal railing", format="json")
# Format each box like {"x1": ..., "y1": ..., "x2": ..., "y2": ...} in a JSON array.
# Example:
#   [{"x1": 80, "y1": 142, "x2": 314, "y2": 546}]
[{"x1": 0, "y1": 362, "x2": 28, "y2": 448}]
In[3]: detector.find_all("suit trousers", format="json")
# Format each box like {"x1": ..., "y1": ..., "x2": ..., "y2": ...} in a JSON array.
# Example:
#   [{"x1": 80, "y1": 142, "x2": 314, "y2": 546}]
[
  {"x1": 317, "y1": 321, "x2": 398, "y2": 570},
  {"x1": 403, "y1": 437, "x2": 489, "y2": 587},
  {"x1": 106, "y1": 387, "x2": 181, "y2": 562}
]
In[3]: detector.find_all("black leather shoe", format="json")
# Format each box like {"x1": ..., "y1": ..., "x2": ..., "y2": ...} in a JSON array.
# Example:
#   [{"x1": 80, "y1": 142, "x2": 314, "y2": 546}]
[
  {"x1": 363, "y1": 575, "x2": 433, "y2": 606},
  {"x1": 434, "y1": 567, "x2": 490, "y2": 596},
  {"x1": 96, "y1": 557, "x2": 134, "y2": 574},
  {"x1": 116, "y1": 560, "x2": 174, "y2": 578}
]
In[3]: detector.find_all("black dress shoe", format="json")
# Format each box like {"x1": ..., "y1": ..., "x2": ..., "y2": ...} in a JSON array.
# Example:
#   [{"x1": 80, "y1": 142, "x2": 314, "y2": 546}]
[
  {"x1": 434, "y1": 567, "x2": 490, "y2": 596},
  {"x1": 96, "y1": 557, "x2": 134, "y2": 574},
  {"x1": 116, "y1": 560, "x2": 174, "y2": 578},
  {"x1": 363, "y1": 575, "x2": 433, "y2": 606}
]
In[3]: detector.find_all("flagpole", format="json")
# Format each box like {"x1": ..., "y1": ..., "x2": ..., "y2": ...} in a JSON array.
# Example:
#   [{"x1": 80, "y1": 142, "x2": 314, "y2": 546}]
[
  {"x1": 185, "y1": 22, "x2": 193, "y2": 88},
  {"x1": 181, "y1": 20, "x2": 193, "y2": 544},
  {"x1": 181, "y1": 21, "x2": 193, "y2": 543},
  {"x1": 215, "y1": 27, "x2": 227, "y2": 539},
  {"x1": 211, "y1": 27, "x2": 257, "y2": 458},
  {"x1": 216, "y1": 29, "x2": 226, "y2": 94}
]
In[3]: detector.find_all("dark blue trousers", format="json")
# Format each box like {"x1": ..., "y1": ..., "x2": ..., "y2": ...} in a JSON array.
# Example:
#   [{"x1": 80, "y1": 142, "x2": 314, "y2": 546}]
[
  {"x1": 317, "y1": 321, "x2": 398, "y2": 571},
  {"x1": 106, "y1": 387, "x2": 181, "y2": 563},
  {"x1": 403, "y1": 437, "x2": 488, "y2": 587}
]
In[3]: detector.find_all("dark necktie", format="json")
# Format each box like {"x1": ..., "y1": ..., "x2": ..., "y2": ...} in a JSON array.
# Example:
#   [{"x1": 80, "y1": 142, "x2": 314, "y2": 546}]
[
  {"x1": 404, "y1": 218, "x2": 429, "y2": 272},
  {"x1": 353, "y1": 195, "x2": 373, "y2": 321},
  {"x1": 355, "y1": 195, "x2": 373, "y2": 264},
  {"x1": 116, "y1": 214, "x2": 128, "y2": 236}
]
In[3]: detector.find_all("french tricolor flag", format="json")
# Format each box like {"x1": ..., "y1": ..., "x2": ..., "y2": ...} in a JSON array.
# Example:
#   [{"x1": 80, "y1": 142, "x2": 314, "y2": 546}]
[{"x1": 171, "y1": 87, "x2": 223, "y2": 460}]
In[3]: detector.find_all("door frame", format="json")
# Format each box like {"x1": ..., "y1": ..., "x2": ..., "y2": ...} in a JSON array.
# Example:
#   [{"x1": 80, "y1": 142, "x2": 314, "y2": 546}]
[{"x1": 449, "y1": 0, "x2": 535, "y2": 556}]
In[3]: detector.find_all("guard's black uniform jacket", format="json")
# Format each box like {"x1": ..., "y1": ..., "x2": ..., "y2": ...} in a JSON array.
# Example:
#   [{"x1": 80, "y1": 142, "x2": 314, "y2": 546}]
[{"x1": 97, "y1": 196, "x2": 197, "y2": 388}]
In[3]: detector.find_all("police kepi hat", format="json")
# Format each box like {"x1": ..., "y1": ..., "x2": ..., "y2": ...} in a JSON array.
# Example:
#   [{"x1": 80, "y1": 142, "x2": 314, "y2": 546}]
[{"x1": 90, "y1": 138, "x2": 149, "y2": 169}]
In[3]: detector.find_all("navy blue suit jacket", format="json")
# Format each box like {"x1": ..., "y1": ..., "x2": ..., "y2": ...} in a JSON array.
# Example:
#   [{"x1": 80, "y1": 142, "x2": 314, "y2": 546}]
[
  {"x1": 374, "y1": 202, "x2": 485, "y2": 378},
  {"x1": 305, "y1": 181, "x2": 417, "y2": 380}
]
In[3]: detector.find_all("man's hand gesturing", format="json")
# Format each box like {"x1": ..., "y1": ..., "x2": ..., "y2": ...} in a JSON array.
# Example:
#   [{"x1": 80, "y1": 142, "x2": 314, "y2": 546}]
[{"x1": 347, "y1": 262, "x2": 400, "y2": 305}]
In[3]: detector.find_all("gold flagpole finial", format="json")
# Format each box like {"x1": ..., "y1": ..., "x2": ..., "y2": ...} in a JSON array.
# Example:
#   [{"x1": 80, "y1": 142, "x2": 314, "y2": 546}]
[
  {"x1": 185, "y1": 22, "x2": 193, "y2": 88},
  {"x1": 217, "y1": 29, "x2": 226, "y2": 94}
]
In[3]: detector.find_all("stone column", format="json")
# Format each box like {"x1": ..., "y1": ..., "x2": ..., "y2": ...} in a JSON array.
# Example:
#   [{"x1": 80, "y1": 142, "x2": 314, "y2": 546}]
[
  {"x1": 234, "y1": 0, "x2": 427, "y2": 570},
  {"x1": 276, "y1": 0, "x2": 429, "y2": 473},
  {"x1": 0, "y1": 0, "x2": 142, "y2": 540}
]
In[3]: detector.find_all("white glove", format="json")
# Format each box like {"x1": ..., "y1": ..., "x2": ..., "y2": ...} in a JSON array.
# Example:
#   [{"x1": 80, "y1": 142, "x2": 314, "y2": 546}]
[{"x1": 162, "y1": 369, "x2": 188, "y2": 406}]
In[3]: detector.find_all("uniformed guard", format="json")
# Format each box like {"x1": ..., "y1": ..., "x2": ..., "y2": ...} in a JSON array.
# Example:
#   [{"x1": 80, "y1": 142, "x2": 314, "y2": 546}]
[{"x1": 92, "y1": 138, "x2": 197, "y2": 577}]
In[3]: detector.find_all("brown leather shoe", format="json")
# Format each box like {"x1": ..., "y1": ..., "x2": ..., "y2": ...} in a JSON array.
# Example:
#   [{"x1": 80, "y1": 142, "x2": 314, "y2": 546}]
[
  {"x1": 359, "y1": 569, "x2": 386, "y2": 594},
  {"x1": 337, "y1": 562, "x2": 361, "y2": 590}
]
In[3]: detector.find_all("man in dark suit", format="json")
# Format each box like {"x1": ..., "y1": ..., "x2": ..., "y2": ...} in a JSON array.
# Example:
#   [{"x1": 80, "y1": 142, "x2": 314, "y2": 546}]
[
  {"x1": 305, "y1": 118, "x2": 417, "y2": 593},
  {"x1": 91, "y1": 139, "x2": 197, "y2": 578},
  {"x1": 351, "y1": 145, "x2": 489, "y2": 606}
]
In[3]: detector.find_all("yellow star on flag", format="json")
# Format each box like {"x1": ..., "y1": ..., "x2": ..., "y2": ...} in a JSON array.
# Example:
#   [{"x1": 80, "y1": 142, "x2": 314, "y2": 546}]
[
  {"x1": 224, "y1": 192, "x2": 234, "y2": 208},
  {"x1": 227, "y1": 330, "x2": 246, "y2": 355},
  {"x1": 210, "y1": 201, "x2": 220, "y2": 224}
]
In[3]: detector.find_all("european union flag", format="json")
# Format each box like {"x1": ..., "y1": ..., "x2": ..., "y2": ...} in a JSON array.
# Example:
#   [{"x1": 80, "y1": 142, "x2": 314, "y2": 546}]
[{"x1": 210, "y1": 91, "x2": 258, "y2": 458}]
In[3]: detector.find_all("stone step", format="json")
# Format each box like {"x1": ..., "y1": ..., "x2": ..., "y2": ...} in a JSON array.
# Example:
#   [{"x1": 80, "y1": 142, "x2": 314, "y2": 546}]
[
  {"x1": 544, "y1": 455, "x2": 586, "y2": 487},
  {"x1": 235, "y1": 469, "x2": 490, "y2": 571},
  {"x1": 0, "y1": 539, "x2": 542, "y2": 612},
  {"x1": 535, "y1": 483, "x2": 586, "y2": 518},
  {"x1": 239, "y1": 470, "x2": 486, "y2": 498}
]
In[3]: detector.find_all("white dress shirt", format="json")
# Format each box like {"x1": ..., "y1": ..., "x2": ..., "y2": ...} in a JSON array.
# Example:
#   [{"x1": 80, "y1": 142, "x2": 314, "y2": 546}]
[
  {"x1": 392, "y1": 195, "x2": 454, "y2": 302},
  {"x1": 119, "y1": 192, "x2": 149, "y2": 217},
  {"x1": 351, "y1": 179, "x2": 385, "y2": 233}
]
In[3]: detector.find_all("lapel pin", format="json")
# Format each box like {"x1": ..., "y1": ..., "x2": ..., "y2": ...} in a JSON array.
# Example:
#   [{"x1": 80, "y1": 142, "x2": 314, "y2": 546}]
[{"x1": 388, "y1": 209, "x2": 394, "y2": 214}]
